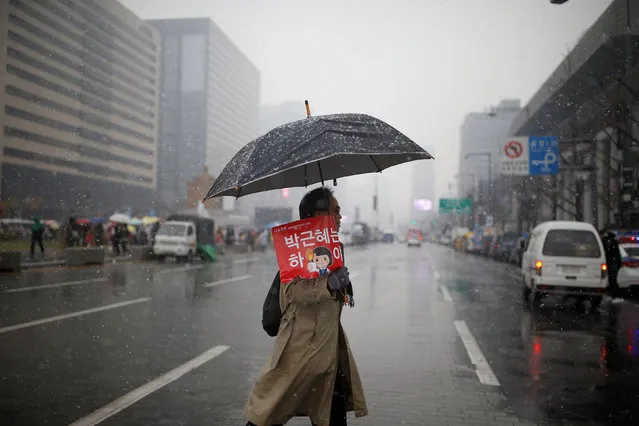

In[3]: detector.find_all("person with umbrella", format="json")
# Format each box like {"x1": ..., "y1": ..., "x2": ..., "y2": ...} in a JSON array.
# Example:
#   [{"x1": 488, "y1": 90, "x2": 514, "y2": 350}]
[
  {"x1": 244, "y1": 187, "x2": 367, "y2": 426},
  {"x1": 203, "y1": 102, "x2": 433, "y2": 425}
]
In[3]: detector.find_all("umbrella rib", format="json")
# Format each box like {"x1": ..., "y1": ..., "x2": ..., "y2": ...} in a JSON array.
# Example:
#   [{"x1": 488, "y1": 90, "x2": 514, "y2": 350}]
[
  {"x1": 369, "y1": 155, "x2": 382, "y2": 173},
  {"x1": 317, "y1": 161, "x2": 325, "y2": 186}
]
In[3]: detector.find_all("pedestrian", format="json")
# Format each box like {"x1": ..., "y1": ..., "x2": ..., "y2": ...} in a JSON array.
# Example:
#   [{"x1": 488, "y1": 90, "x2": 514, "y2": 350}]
[
  {"x1": 30, "y1": 216, "x2": 45, "y2": 258},
  {"x1": 600, "y1": 228, "x2": 623, "y2": 304},
  {"x1": 244, "y1": 187, "x2": 367, "y2": 426}
]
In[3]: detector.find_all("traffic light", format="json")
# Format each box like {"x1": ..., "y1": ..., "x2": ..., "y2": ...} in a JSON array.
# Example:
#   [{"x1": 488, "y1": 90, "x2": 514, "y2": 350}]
[{"x1": 411, "y1": 220, "x2": 416, "y2": 225}]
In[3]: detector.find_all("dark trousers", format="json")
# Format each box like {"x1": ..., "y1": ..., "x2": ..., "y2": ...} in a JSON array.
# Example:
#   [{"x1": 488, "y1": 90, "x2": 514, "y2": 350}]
[
  {"x1": 247, "y1": 372, "x2": 348, "y2": 426},
  {"x1": 608, "y1": 268, "x2": 620, "y2": 298},
  {"x1": 30, "y1": 235, "x2": 44, "y2": 256}
]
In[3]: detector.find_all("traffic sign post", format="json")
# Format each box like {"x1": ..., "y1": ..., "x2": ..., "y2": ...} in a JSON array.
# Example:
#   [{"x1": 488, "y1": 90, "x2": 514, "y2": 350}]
[
  {"x1": 500, "y1": 137, "x2": 530, "y2": 176},
  {"x1": 439, "y1": 198, "x2": 472, "y2": 215},
  {"x1": 529, "y1": 136, "x2": 559, "y2": 176},
  {"x1": 500, "y1": 136, "x2": 559, "y2": 176}
]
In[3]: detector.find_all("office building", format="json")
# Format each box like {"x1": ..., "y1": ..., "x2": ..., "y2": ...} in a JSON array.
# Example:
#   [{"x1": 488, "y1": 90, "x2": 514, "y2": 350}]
[
  {"x1": 0, "y1": 0, "x2": 161, "y2": 217},
  {"x1": 149, "y1": 18, "x2": 260, "y2": 211},
  {"x1": 248, "y1": 102, "x2": 308, "y2": 214},
  {"x1": 458, "y1": 99, "x2": 521, "y2": 199}
]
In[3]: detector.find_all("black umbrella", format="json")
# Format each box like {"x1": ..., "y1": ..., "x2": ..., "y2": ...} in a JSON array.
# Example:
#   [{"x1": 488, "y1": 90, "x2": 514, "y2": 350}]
[{"x1": 203, "y1": 112, "x2": 433, "y2": 200}]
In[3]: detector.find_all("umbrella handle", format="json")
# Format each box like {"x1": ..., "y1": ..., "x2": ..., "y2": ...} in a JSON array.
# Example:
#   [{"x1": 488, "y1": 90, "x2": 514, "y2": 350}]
[{"x1": 305, "y1": 100, "x2": 311, "y2": 118}]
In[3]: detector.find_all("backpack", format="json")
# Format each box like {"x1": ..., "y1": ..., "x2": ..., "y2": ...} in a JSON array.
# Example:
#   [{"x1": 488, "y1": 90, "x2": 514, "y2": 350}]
[{"x1": 261, "y1": 271, "x2": 282, "y2": 337}]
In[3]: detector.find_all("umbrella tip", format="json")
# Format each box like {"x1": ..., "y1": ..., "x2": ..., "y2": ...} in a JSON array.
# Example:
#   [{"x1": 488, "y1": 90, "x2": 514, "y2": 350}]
[{"x1": 305, "y1": 100, "x2": 311, "y2": 118}]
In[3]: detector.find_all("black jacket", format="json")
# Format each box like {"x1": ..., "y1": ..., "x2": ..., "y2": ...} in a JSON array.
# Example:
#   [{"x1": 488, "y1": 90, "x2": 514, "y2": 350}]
[{"x1": 602, "y1": 233, "x2": 622, "y2": 271}]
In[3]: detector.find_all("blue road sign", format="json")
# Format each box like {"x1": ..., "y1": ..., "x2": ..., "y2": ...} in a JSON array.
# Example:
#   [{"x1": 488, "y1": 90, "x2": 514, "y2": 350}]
[{"x1": 529, "y1": 136, "x2": 559, "y2": 176}]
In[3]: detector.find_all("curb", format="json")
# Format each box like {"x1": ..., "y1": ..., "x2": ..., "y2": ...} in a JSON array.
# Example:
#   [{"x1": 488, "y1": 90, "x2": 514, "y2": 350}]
[{"x1": 19, "y1": 249, "x2": 269, "y2": 271}]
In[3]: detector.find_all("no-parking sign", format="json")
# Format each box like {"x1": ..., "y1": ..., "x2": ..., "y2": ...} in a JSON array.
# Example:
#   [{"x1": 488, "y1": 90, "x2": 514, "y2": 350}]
[{"x1": 500, "y1": 137, "x2": 529, "y2": 176}]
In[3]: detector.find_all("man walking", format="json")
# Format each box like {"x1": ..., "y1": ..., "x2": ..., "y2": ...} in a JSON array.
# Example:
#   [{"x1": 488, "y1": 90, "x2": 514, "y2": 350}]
[
  {"x1": 244, "y1": 187, "x2": 367, "y2": 426},
  {"x1": 30, "y1": 216, "x2": 45, "y2": 259}
]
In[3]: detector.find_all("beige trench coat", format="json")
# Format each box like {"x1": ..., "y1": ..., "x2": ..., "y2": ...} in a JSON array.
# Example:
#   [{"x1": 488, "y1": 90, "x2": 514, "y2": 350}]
[{"x1": 245, "y1": 276, "x2": 367, "y2": 426}]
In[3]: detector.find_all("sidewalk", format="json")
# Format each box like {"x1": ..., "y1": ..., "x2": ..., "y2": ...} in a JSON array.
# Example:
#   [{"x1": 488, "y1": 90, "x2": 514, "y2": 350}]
[
  {"x1": 18, "y1": 245, "x2": 269, "y2": 270},
  {"x1": 18, "y1": 246, "x2": 133, "y2": 269}
]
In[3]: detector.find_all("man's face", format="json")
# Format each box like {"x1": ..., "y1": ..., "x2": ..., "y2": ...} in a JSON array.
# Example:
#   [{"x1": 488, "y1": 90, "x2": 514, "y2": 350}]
[{"x1": 315, "y1": 196, "x2": 342, "y2": 231}]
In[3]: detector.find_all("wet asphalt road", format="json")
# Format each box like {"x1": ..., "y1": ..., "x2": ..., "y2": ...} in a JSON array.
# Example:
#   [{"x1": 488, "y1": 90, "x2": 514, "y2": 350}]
[{"x1": 1, "y1": 244, "x2": 639, "y2": 425}]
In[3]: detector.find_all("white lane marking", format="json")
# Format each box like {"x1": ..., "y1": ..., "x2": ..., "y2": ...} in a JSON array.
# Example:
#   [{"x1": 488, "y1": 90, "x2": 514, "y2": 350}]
[
  {"x1": 2, "y1": 278, "x2": 108, "y2": 294},
  {"x1": 232, "y1": 257, "x2": 261, "y2": 264},
  {"x1": 68, "y1": 345, "x2": 230, "y2": 426},
  {"x1": 435, "y1": 271, "x2": 441, "y2": 280},
  {"x1": 454, "y1": 320, "x2": 500, "y2": 386},
  {"x1": 203, "y1": 274, "x2": 253, "y2": 287},
  {"x1": 440, "y1": 285, "x2": 453, "y2": 303},
  {"x1": 0, "y1": 298, "x2": 150, "y2": 335},
  {"x1": 157, "y1": 265, "x2": 206, "y2": 275}
]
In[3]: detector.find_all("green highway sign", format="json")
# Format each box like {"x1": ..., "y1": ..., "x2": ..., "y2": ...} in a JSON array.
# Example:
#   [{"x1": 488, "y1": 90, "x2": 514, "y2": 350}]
[{"x1": 439, "y1": 198, "x2": 472, "y2": 215}]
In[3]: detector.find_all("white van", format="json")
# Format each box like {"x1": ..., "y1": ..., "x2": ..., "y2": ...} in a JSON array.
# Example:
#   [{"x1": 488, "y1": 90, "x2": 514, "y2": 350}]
[
  {"x1": 153, "y1": 221, "x2": 197, "y2": 262},
  {"x1": 521, "y1": 221, "x2": 607, "y2": 309}
]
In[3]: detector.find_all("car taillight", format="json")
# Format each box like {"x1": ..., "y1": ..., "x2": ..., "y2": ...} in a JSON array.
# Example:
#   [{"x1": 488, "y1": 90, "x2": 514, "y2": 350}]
[
  {"x1": 535, "y1": 260, "x2": 543, "y2": 276},
  {"x1": 601, "y1": 263, "x2": 608, "y2": 279},
  {"x1": 623, "y1": 261, "x2": 639, "y2": 268}
]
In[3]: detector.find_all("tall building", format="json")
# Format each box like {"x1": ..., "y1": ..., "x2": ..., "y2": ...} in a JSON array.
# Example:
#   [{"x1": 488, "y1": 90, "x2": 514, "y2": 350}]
[
  {"x1": 248, "y1": 102, "x2": 308, "y2": 214},
  {"x1": 458, "y1": 99, "x2": 521, "y2": 199},
  {"x1": 0, "y1": 0, "x2": 161, "y2": 218},
  {"x1": 149, "y1": 18, "x2": 260, "y2": 211}
]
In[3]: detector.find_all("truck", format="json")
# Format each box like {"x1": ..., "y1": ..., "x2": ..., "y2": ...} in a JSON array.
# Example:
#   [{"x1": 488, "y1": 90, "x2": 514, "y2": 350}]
[{"x1": 153, "y1": 214, "x2": 216, "y2": 262}]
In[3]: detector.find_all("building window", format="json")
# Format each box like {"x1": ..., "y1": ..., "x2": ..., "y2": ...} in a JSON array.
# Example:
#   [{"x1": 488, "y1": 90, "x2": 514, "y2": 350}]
[
  {"x1": 4, "y1": 126, "x2": 153, "y2": 170},
  {"x1": 3, "y1": 147, "x2": 153, "y2": 184},
  {"x1": 180, "y1": 34, "x2": 207, "y2": 93}
]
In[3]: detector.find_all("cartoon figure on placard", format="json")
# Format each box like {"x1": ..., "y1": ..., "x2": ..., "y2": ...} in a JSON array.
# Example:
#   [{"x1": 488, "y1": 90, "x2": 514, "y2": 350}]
[{"x1": 306, "y1": 246, "x2": 333, "y2": 277}]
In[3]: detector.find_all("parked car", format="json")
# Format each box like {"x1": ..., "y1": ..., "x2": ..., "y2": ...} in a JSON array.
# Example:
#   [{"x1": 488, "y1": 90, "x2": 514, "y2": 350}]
[
  {"x1": 618, "y1": 245, "x2": 639, "y2": 295},
  {"x1": 493, "y1": 232, "x2": 520, "y2": 261}
]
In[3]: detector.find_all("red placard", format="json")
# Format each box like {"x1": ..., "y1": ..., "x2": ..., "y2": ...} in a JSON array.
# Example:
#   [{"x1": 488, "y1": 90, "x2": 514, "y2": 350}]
[{"x1": 272, "y1": 216, "x2": 344, "y2": 284}]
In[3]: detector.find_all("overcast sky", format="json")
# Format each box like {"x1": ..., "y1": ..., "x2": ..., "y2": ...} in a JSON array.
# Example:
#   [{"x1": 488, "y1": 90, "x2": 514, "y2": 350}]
[{"x1": 122, "y1": 0, "x2": 611, "y2": 225}]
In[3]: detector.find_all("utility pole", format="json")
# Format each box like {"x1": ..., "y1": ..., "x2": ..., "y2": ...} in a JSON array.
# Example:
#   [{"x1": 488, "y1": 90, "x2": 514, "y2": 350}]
[{"x1": 465, "y1": 152, "x2": 493, "y2": 223}]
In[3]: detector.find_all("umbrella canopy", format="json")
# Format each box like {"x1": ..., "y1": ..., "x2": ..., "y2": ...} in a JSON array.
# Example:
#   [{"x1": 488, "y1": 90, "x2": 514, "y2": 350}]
[
  {"x1": 203, "y1": 113, "x2": 433, "y2": 200},
  {"x1": 44, "y1": 220, "x2": 59, "y2": 230},
  {"x1": 109, "y1": 213, "x2": 131, "y2": 224},
  {"x1": 130, "y1": 218, "x2": 143, "y2": 226},
  {"x1": 75, "y1": 218, "x2": 91, "y2": 225},
  {"x1": 91, "y1": 217, "x2": 105, "y2": 224},
  {"x1": 142, "y1": 216, "x2": 159, "y2": 226}
]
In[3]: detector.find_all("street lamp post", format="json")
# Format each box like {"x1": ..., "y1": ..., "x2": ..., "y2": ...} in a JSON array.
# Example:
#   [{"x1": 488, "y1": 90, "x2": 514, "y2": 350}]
[
  {"x1": 464, "y1": 152, "x2": 493, "y2": 223},
  {"x1": 456, "y1": 173, "x2": 476, "y2": 228},
  {"x1": 455, "y1": 173, "x2": 476, "y2": 198}
]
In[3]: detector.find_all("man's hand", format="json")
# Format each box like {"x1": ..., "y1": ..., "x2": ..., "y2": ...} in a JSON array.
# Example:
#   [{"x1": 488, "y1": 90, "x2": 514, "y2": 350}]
[{"x1": 327, "y1": 266, "x2": 350, "y2": 291}]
